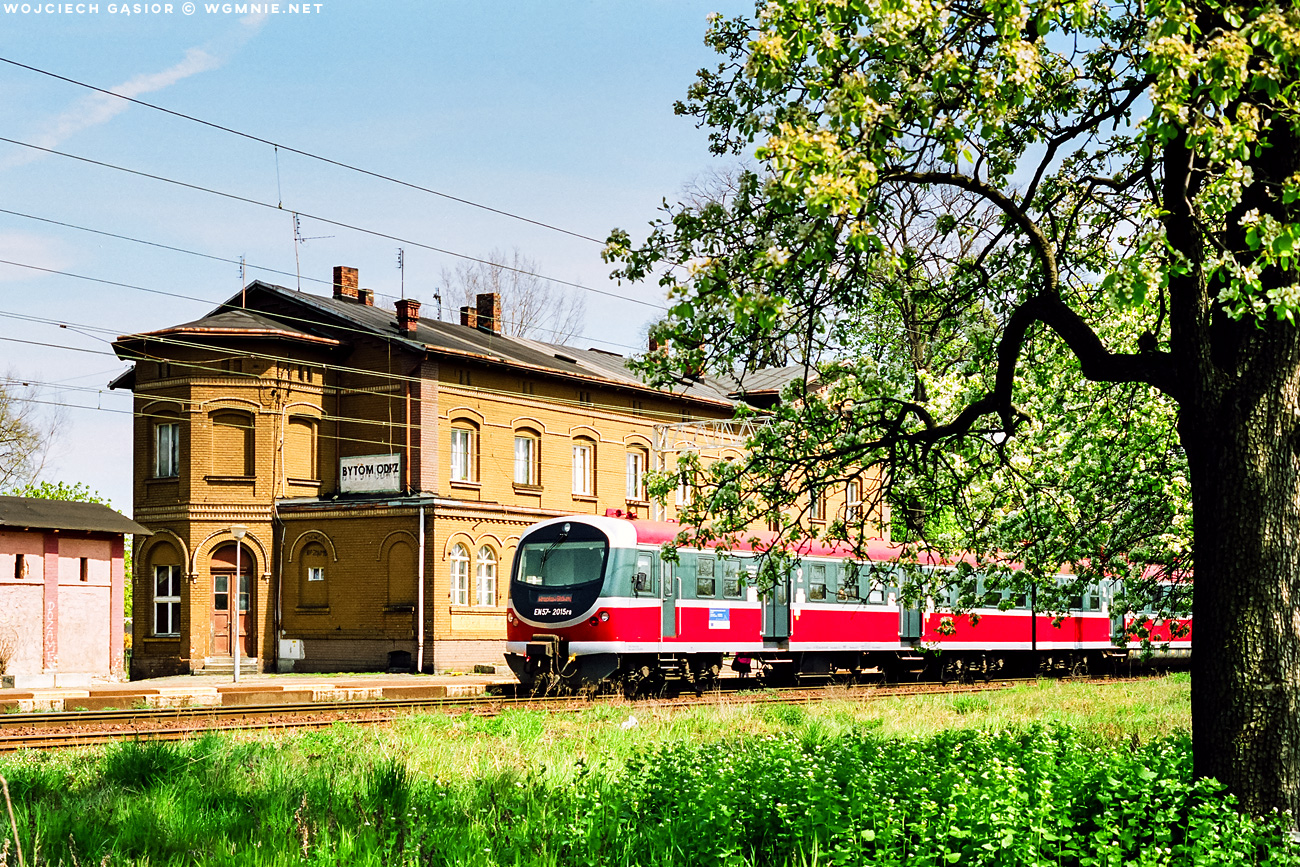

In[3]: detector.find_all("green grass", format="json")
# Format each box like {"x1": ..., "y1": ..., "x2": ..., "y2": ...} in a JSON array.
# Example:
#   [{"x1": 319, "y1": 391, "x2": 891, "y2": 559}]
[{"x1": 1, "y1": 674, "x2": 1289, "y2": 867}]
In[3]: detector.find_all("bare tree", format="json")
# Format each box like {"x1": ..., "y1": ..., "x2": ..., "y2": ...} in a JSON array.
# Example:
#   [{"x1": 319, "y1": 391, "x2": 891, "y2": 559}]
[
  {"x1": 0, "y1": 379, "x2": 56, "y2": 491},
  {"x1": 441, "y1": 247, "x2": 586, "y2": 345}
]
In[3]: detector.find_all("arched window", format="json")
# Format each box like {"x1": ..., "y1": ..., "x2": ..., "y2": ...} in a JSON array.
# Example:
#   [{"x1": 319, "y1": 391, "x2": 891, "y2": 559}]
[
  {"x1": 572, "y1": 437, "x2": 595, "y2": 496},
  {"x1": 450, "y1": 543, "x2": 470, "y2": 605},
  {"x1": 450, "y1": 422, "x2": 478, "y2": 483},
  {"x1": 150, "y1": 543, "x2": 183, "y2": 637},
  {"x1": 211, "y1": 410, "x2": 254, "y2": 476},
  {"x1": 514, "y1": 429, "x2": 540, "y2": 486},
  {"x1": 475, "y1": 546, "x2": 497, "y2": 607},
  {"x1": 625, "y1": 446, "x2": 648, "y2": 501},
  {"x1": 154, "y1": 414, "x2": 181, "y2": 479}
]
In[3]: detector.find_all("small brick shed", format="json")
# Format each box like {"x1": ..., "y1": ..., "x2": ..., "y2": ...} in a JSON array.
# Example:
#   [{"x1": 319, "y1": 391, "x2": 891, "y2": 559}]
[{"x1": 0, "y1": 496, "x2": 151, "y2": 687}]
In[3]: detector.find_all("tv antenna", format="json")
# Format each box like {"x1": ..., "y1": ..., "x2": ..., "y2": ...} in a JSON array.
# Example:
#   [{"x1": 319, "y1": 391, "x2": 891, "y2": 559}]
[
  {"x1": 292, "y1": 213, "x2": 334, "y2": 291},
  {"x1": 396, "y1": 247, "x2": 405, "y2": 299}
]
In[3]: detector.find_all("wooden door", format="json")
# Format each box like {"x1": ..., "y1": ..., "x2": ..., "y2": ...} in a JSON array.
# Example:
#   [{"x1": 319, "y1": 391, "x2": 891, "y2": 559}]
[{"x1": 211, "y1": 544, "x2": 254, "y2": 657}]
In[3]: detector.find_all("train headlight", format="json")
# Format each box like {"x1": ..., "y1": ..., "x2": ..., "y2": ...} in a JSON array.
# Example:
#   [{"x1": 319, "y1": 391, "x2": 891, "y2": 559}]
[
  {"x1": 600, "y1": 611, "x2": 610, "y2": 622},
  {"x1": 507, "y1": 610, "x2": 515, "y2": 624}
]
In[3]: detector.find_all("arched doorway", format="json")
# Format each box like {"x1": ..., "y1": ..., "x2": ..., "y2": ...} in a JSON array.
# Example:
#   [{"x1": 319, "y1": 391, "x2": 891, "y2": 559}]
[{"x1": 211, "y1": 543, "x2": 255, "y2": 658}]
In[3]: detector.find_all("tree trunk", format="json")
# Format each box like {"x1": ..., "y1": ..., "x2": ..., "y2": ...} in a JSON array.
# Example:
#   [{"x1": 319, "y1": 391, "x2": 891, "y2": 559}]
[{"x1": 1183, "y1": 330, "x2": 1300, "y2": 817}]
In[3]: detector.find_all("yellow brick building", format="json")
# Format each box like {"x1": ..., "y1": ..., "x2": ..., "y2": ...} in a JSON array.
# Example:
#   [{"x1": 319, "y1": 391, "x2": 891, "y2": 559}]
[{"x1": 112, "y1": 267, "x2": 858, "y2": 676}]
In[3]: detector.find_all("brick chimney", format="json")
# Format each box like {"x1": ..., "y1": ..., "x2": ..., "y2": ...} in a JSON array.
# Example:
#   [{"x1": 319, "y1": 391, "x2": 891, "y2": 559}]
[
  {"x1": 475, "y1": 292, "x2": 501, "y2": 334},
  {"x1": 459, "y1": 305, "x2": 478, "y2": 329},
  {"x1": 396, "y1": 298, "x2": 421, "y2": 334},
  {"x1": 332, "y1": 266, "x2": 359, "y2": 301},
  {"x1": 358, "y1": 287, "x2": 374, "y2": 306}
]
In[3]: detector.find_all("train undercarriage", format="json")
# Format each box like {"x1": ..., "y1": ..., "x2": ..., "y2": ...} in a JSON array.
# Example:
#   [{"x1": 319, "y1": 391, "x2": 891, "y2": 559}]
[{"x1": 505, "y1": 637, "x2": 1140, "y2": 697}]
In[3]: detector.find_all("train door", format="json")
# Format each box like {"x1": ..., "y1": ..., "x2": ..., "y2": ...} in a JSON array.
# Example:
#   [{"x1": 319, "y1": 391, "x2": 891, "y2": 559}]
[
  {"x1": 660, "y1": 556, "x2": 678, "y2": 639},
  {"x1": 762, "y1": 568, "x2": 790, "y2": 641}
]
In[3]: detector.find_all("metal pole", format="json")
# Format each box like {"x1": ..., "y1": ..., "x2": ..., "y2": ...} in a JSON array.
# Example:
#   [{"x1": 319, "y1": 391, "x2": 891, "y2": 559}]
[{"x1": 232, "y1": 525, "x2": 247, "y2": 684}]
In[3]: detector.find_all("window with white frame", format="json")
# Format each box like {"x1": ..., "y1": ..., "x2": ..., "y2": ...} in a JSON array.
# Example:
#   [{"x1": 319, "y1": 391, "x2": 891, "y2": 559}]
[
  {"x1": 154, "y1": 564, "x2": 182, "y2": 636},
  {"x1": 514, "y1": 431, "x2": 539, "y2": 485},
  {"x1": 155, "y1": 421, "x2": 180, "y2": 478},
  {"x1": 450, "y1": 425, "x2": 476, "y2": 482},
  {"x1": 626, "y1": 448, "x2": 647, "y2": 501},
  {"x1": 572, "y1": 439, "x2": 594, "y2": 496},
  {"x1": 450, "y1": 543, "x2": 470, "y2": 605},
  {"x1": 845, "y1": 478, "x2": 863, "y2": 522},
  {"x1": 475, "y1": 546, "x2": 497, "y2": 607},
  {"x1": 809, "y1": 485, "x2": 826, "y2": 521}
]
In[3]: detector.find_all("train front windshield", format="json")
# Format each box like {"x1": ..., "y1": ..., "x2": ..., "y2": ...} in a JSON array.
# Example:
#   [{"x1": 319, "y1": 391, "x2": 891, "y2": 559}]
[{"x1": 511, "y1": 521, "x2": 609, "y2": 624}]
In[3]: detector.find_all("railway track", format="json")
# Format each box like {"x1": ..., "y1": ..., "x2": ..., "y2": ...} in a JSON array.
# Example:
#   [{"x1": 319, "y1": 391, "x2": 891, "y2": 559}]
[{"x1": 0, "y1": 676, "x2": 1139, "y2": 752}]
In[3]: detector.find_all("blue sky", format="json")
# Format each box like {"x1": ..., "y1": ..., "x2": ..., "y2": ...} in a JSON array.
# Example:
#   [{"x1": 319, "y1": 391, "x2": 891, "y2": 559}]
[{"x1": 0, "y1": 1, "x2": 752, "y2": 510}]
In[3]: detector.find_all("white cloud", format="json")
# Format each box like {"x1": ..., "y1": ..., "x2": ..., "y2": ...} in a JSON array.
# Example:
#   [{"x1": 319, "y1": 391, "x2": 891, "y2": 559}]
[{"x1": 3, "y1": 15, "x2": 269, "y2": 168}]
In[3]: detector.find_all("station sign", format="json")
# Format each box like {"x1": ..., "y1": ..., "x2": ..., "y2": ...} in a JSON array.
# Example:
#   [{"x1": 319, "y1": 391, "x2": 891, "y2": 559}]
[{"x1": 340, "y1": 454, "x2": 402, "y2": 493}]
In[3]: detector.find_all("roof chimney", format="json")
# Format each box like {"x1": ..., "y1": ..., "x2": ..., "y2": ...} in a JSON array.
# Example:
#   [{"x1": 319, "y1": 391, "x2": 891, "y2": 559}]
[
  {"x1": 476, "y1": 292, "x2": 501, "y2": 335},
  {"x1": 396, "y1": 298, "x2": 421, "y2": 335},
  {"x1": 332, "y1": 266, "x2": 359, "y2": 301},
  {"x1": 459, "y1": 305, "x2": 478, "y2": 329},
  {"x1": 358, "y1": 287, "x2": 374, "y2": 306}
]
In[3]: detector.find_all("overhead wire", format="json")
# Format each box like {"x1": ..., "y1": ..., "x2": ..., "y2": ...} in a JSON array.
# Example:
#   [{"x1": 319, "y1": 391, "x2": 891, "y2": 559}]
[
  {"x1": 0, "y1": 55, "x2": 606, "y2": 245},
  {"x1": 0, "y1": 133, "x2": 665, "y2": 311},
  {"x1": 0, "y1": 306, "x2": 731, "y2": 425},
  {"x1": 0, "y1": 248, "x2": 645, "y2": 353}
]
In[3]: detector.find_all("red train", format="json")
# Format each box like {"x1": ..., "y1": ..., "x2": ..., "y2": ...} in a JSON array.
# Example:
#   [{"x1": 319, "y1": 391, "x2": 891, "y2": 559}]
[{"x1": 504, "y1": 514, "x2": 1190, "y2": 693}]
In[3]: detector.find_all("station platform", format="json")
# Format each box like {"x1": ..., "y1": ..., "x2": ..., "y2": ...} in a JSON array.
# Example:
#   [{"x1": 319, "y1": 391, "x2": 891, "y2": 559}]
[{"x1": 0, "y1": 671, "x2": 517, "y2": 713}]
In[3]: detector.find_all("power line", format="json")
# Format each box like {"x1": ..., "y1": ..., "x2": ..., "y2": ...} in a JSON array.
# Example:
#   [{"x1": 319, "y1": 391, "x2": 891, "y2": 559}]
[
  {"x1": 0, "y1": 55, "x2": 606, "y2": 245},
  {"x1": 0, "y1": 307, "x2": 728, "y2": 422},
  {"x1": 0, "y1": 133, "x2": 667, "y2": 311},
  {"x1": 0, "y1": 250, "x2": 647, "y2": 353}
]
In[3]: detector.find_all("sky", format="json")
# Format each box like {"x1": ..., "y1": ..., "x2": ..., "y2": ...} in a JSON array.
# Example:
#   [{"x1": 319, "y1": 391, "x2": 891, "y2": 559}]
[{"x1": 0, "y1": 0, "x2": 754, "y2": 512}]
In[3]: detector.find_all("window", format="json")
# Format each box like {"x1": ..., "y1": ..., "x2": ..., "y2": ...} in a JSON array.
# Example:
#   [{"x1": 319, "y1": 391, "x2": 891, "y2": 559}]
[
  {"x1": 79, "y1": 557, "x2": 88, "y2": 582},
  {"x1": 450, "y1": 425, "x2": 476, "y2": 483},
  {"x1": 450, "y1": 544, "x2": 470, "y2": 605},
  {"x1": 475, "y1": 547, "x2": 497, "y2": 607},
  {"x1": 287, "y1": 417, "x2": 319, "y2": 481},
  {"x1": 307, "y1": 567, "x2": 324, "y2": 582},
  {"x1": 808, "y1": 563, "x2": 827, "y2": 601},
  {"x1": 514, "y1": 431, "x2": 540, "y2": 486},
  {"x1": 155, "y1": 421, "x2": 180, "y2": 478},
  {"x1": 838, "y1": 562, "x2": 861, "y2": 600},
  {"x1": 696, "y1": 557, "x2": 716, "y2": 597},
  {"x1": 626, "y1": 448, "x2": 647, "y2": 501},
  {"x1": 844, "y1": 479, "x2": 863, "y2": 522},
  {"x1": 723, "y1": 559, "x2": 743, "y2": 598},
  {"x1": 154, "y1": 564, "x2": 182, "y2": 636},
  {"x1": 211, "y1": 410, "x2": 253, "y2": 476},
  {"x1": 572, "y1": 439, "x2": 594, "y2": 496},
  {"x1": 809, "y1": 486, "x2": 826, "y2": 522}
]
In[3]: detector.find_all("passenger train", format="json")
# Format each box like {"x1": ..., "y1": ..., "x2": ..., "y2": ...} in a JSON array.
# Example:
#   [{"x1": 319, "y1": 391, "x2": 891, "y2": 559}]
[{"x1": 503, "y1": 514, "x2": 1191, "y2": 693}]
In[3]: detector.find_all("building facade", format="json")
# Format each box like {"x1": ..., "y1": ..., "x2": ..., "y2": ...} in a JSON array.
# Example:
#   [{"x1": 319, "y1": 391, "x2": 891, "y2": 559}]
[{"x1": 0, "y1": 497, "x2": 150, "y2": 687}]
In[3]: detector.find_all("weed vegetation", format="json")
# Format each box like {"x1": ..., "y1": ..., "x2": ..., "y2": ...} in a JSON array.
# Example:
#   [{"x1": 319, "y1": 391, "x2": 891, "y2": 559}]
[{"x1": 0, "y1": 675, "x2": 1294, "y2": 865}]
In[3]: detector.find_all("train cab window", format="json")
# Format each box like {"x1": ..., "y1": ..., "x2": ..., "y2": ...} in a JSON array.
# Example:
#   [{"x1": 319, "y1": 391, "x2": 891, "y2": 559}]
[
  {"x1": 807, "y1": 563, "x2": 826, "y2": 601},
  {"x1": 634, "y1": 551, "x2": 656, "y2": 594},
  {"x1": 838, "y1": 561, "x2": 861, "y2": 600},
  {"x1": 696, "y1": 557, "x2": 716, "y2": 597},
  {"x1": 723, "y1": 559, "x2": 743, "y2": 598}
]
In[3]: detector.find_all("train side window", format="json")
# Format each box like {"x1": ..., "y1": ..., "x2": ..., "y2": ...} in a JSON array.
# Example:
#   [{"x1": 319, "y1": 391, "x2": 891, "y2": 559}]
[
  {"x1": 634, "y1": 552, "x2": 655, "y2": 594},
  {"x1": 866, "y1": 577, "x2": 887, "y2": 605},
  {"x1": 838, "y1": 561, "x2": 860, "y2": 600},
  {"x1": 723, "y1": 559, "x2": 743, "y2": 598},
  {"x1": 1086, "y1": 586, "x2": 1102, "y2": 611},
  {"x1": 696, "y1": 557, "x2": 716, "y2": 597},
  {"x1": 808, "y1": 563, "x2": 826, "y2": 601}
]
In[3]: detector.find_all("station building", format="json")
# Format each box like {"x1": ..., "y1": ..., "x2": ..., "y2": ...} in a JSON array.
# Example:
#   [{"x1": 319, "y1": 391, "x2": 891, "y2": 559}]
[{"x1": 111, "y1": 267, "x2": 871, "y2": 677}]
